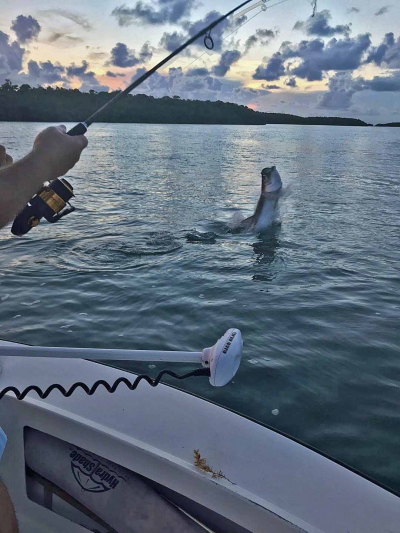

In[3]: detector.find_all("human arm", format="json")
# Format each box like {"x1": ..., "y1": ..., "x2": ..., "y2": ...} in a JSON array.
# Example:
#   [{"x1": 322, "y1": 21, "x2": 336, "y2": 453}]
[
  {"x1": 0, "y1": 429, "x2": 18, "y2": 533},
  {"x1": 0, "y1": 125, "x2": 87, "y2": 230},
  {"x1": 0, "y1": 480, "x2": 18, "y2": 533}
]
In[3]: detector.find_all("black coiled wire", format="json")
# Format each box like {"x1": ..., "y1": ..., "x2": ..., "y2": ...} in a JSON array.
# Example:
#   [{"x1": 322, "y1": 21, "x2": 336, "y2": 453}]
[{"x1": 0, "y1": 368, "x2": 210, "y2": 401}]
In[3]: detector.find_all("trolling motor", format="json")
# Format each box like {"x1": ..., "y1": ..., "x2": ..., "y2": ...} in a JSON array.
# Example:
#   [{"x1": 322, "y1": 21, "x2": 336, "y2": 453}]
[
  {"x1": 0, "y1": 329, "x2": 243, "y2": 399},
  {"x1": 11, "y1": 178, "x2": 75, "y2": 236}
]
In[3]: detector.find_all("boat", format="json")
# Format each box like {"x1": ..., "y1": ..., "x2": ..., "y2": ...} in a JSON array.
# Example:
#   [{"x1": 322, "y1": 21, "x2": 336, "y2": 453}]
[{"x1": 1, "y1": 331, "x2": 400, "y2": 532}]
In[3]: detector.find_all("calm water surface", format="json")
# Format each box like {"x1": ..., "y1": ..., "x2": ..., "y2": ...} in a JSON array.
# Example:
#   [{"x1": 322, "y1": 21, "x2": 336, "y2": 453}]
[{"x1": 1, "y1": 122, "x2": 400, "y2": 492}]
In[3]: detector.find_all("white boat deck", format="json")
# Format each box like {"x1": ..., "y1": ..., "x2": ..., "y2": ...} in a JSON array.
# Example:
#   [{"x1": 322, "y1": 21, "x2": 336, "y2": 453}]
[{"x1": 1, "y1": 344, "x2": 400, "y2": 532}]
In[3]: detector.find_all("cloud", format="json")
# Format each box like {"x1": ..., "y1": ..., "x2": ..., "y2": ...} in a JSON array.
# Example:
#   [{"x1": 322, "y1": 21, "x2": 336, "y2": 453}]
[
  {"x1": 293, "y1": 10, "x2": 351, "y2": 37},
  {"x1": 244, "y1": 29, "x2": 278, "y2": 53},
  {"x1": 39, "y1": 9, "x2": 92, "y2": 30},
  {"x1": 211, "y1": 50, "x2": 241, "y2": 77},
  {"x1": 11, "y1": 15, "x2": 41, "y2": 44},
  {"x1": 375, "y1": 6, "x2": 390, "y2": 16},
  {"x1": 88, "y1": 52, "x2": 108, "y2": 60},
  {"x1": 111, "y1": 0, "x2": 196, "y2": 26},
  {"x1": 0, "y1": 29, "x2": 110, "y2": 92},
  {"x1": 159, "y1": 31, "x2": 186, "y2": 52},
  {"x1": 0, "y1": 31, "x2": 25, "y2": 73},
  {"x1": 319, "y1": 73, "x2": 358, "y2": 109},
  {"x1": 65, "y1": 61, "x2": 109, "y2": 92},
  {"x1": 106, "y1": 70, "x2": 126, "y2": 77},
  {"x1": 206, "y1": 76, "x2": 223, "y2": 92},
  {"x1": 265, "y1": 84, "x2": 280, "y2": 89},
  {"x1": 183, "y1": 11, "x2": 231, "y2": 52},
  {"x1": 285, "y1": 77, "x2": 297, "y2": 88},
  {"x1": 126, "y1": 65, "x2": 266, "y2": 105},
  {"x1": 319, "y1": 70, "x2": 400, "y2": 110},
  {"x1": 232, "y1": 86, "x2": 270, "y2": 104},
  {"x1": 253, "y1": 53, "x2": 285, "y2": 81},
  {"x1": 158, "y1": 10, "x2": 248, "y2": 54},
  {"x1": 78, "y1": 71, "x2": 109, "y2": 92},
  {"x1": 65, "y1": 60, "x2": 110, "y2": 92},
  {"x1": 47, "y1": 32, "x2": 63, "y2": 43},
  {"x1": 253, "y1": 33, "x2": 372, "y2": 83},
  {"x1": 365, "y1": 32, "x2": 400, "y2": 68},
  {"x1": 46, "y1": 32, "x2": 84, "y2": 45},
  {"x1": 28, "y1": 60, "x2": 66, "y2": 83},
  {"x1": 361, "y1": 72, "x2": 400, "y2": 92},
  {"x1": 186, "y1": 67, "x2": 210, "y2": 76},
  {"x1": 66, "y1": 60, "x2": 89, "y2": 77},
  {"x1": 347, "y1": 7, "x2": 360, "y2": 14},
  {"x1": 130, "y1": 66, "x2": 148, "y2": 83},
  {"x1": 288, "y1": 34, "x2": 371, "y2": 81},
  {"x1": 109, "y1": 42, "x2": 153, "y2": 68}
]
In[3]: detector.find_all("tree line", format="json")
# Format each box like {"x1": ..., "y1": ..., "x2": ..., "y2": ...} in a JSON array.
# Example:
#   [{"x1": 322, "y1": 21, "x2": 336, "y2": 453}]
[{"x1": 0, "y1": 80, "x2": 370, "y2": 127}]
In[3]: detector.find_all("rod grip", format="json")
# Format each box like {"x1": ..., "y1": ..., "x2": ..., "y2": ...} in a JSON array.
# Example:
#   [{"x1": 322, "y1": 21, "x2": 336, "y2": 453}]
[{"x1": 67, "y1": 123, "x2": 87, "y2": 136}]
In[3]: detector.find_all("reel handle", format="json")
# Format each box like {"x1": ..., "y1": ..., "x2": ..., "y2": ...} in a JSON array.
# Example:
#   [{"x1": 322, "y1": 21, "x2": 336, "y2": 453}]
[{"x1": 67, "y1": 122, "x2": 88, "y2": 137}]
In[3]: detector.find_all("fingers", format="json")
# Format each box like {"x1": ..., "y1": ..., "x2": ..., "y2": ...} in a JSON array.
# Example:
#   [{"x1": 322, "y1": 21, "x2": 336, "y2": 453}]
[
  {"x1": 57, "y1": 124, "x2": 88, "y2": 149},
  {"x1": 0, "y1": 145, "x2": 12, "y2": 168},
  {"x1": 79, "y1": 135, "x2": 89, "y2": 149}
]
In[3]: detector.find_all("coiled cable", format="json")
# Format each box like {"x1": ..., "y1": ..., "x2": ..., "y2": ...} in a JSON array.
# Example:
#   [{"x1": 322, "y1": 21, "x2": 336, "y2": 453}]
[{"x1": 0, "y1": 368, "x2": 210, "y2": 401}]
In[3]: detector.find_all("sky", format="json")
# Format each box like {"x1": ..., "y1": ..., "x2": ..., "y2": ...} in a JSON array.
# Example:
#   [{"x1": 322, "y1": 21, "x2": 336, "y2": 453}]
[{"x1": 0, "y1": 0, "x2": 400, "y2": 123}]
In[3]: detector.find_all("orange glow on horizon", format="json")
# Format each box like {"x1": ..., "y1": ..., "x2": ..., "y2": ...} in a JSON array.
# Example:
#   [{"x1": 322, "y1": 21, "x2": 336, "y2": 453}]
[{"x1": 97, "y1": 74, "x2": 127, "y2": 91}]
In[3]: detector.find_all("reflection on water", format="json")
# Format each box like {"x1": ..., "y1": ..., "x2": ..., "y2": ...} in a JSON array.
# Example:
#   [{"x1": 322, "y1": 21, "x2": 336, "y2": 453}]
[
  {"x1": 1, "y1": 123, "x2": 400, "y2": 494},
  {"x1": 252, "y1": 226, "x2": 281, "y2": 282}
]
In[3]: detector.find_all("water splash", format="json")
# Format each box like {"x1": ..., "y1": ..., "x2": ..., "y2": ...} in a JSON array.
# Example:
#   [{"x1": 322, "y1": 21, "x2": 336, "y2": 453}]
[{"x1": 186, "y1": 231, "x2": 217, "y2": 244}]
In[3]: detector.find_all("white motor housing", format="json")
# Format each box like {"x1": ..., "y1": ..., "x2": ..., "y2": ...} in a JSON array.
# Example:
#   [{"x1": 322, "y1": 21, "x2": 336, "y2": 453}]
[{"x1": 202, "y1": 328, "x2": 243, "y2": 387}]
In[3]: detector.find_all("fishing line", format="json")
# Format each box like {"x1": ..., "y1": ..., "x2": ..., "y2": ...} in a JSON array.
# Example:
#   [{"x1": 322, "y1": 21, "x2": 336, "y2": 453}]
[
  {"x1": 183, "y1": 7, "x2": 266, "y2": 72},
  {"x1": 182, "y1": 0, "x2": 295, "y2": 72},
  {"x1": 301, "y1": 0, "x2": 317, "y2": 17}
]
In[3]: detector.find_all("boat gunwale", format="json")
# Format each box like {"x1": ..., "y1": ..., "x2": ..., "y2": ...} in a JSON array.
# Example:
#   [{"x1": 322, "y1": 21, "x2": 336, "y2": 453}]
[{"x1": 1, "y1": 336, "x2": 399, "y2": 500}]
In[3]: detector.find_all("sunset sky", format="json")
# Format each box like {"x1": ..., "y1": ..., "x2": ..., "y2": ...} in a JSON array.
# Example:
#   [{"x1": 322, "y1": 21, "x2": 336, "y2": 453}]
[{"x1": 1, "y1": 0, "x2": 399, "y2": 123}]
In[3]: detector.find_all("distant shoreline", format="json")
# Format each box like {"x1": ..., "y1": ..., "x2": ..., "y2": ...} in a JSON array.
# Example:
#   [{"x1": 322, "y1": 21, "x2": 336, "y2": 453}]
[
  {"x1": 0, "y1": 119, "x2": 378, "y2": 128},
  {"x1": 375, "y1": 123, "x2": 400, "y2": 127},
  {"x1": 0, "y1": 81, "x2": 394, "y2": 127}
]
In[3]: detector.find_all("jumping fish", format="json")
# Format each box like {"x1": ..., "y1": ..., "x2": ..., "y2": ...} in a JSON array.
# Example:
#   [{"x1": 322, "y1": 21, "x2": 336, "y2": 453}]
[{"x1": 239, "y1": 166, "x2": 282, "y2": 232}]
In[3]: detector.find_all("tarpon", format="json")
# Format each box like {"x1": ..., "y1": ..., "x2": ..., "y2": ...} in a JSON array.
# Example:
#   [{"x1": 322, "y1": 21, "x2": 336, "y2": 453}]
[{"x1": 239, "y1": 166, "x2": 282, "y2": 232}]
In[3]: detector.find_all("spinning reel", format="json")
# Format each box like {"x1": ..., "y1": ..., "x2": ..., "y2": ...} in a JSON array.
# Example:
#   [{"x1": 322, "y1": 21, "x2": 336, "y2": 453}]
[{"x1": 11, "y1": 178, "x2": 75, "y2": 236}]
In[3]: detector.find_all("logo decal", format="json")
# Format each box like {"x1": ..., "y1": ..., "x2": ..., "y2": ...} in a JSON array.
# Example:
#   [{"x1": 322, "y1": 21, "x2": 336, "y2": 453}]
[
  {"x1": 70, "y1": 448, "x2": 124, "y2": 493},
  {"x1": 222, "y1": 330, "x2": 237, "y2": 354}
]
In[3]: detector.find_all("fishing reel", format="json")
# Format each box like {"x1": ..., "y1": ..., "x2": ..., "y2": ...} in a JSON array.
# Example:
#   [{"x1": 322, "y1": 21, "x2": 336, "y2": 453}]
[{"x1": 11, "y1": 178, "x2": 75, "y2": 236}]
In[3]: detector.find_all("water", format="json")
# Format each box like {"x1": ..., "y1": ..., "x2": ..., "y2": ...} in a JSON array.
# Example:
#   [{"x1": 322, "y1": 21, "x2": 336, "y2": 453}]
[{"x1": 1, "y1": 122, "x2": 400, "y2": 493}]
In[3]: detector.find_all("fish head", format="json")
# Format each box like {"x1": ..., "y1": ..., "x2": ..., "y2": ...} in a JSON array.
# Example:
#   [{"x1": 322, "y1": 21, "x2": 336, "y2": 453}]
[{"x1": 261, "y1": 166, "x2": 282, "y2": 194}]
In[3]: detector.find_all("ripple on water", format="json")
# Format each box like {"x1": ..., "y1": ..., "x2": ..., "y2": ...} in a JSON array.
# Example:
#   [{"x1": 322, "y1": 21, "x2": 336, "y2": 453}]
[{"x1": 47, "y1": 232, "x2": 183, "y2": 272}]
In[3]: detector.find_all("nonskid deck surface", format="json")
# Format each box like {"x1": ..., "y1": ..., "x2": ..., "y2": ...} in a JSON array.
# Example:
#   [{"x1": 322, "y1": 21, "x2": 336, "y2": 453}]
[{"x1": 1, "y1": 343, "x2": 400, "y2": 532}]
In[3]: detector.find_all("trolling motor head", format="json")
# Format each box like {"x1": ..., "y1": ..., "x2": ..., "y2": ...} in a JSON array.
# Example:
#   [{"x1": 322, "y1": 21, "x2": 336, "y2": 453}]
[
  {"x1": 11, "y1": 178, "x2": 75, "y2": 236},
  {"x1": 202, "y1": 328, "x2": 243, "y2": 387}
]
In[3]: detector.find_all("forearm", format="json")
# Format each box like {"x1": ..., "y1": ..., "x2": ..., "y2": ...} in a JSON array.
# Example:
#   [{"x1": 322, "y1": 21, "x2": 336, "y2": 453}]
[
  {"x1": 0, "y1": 480, "x2": 19, "y2": 533},
  {"x1": 0, "y1": 152, "x2": 53, "y2": 229}
]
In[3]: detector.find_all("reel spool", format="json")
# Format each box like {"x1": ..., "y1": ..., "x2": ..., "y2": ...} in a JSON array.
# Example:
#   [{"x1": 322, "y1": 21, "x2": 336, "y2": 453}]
[{"x1": 11, "y1": 178, "x2": 75, "y2": 236}]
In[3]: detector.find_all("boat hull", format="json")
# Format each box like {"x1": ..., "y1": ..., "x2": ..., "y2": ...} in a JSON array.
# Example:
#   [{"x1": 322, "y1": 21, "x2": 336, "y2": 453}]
[{"x1": 1, "y1": 343, "x2": 399, "y2": 532}]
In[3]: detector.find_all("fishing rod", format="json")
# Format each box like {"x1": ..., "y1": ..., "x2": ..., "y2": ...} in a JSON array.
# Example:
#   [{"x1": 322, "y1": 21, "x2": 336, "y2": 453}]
[
  {"x1": 182, "y1": 0, "x2": 292, "y2": 73},
  {"x1": 11, "y1": 0, "x2": 256, "y2": 236}
]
